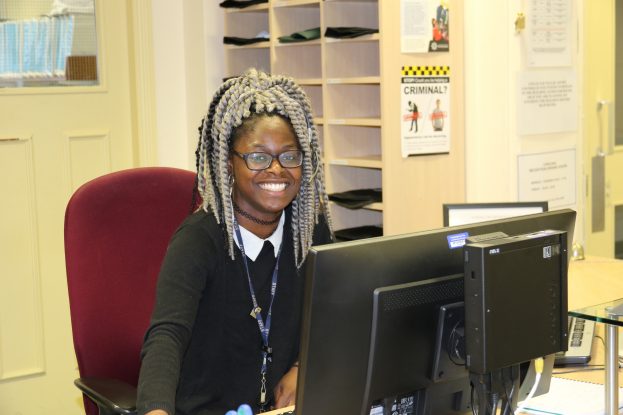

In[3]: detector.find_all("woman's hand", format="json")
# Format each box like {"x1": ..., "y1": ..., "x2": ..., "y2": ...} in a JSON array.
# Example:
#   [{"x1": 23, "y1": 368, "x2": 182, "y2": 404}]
[{"x1": 273, "y1": 364, "x2": 298, "y2": 408}]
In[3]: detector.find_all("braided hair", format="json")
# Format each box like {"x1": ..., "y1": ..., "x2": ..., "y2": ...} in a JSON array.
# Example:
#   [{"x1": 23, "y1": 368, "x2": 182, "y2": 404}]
[{"x1": 195, "y1": 68, "x2": 333, "y2": 268}]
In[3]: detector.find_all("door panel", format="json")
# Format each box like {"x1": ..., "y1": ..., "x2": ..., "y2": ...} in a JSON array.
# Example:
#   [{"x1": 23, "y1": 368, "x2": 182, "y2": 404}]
[
  {"x1": 0, "y1": 138, "x2": 45, "y2": 381},
  {"x1": 0, "y1": 1, "x2": 137, "y2": 414},
  {"x1": 583, "y1": 0, "x2": 623, "y2": 258}
]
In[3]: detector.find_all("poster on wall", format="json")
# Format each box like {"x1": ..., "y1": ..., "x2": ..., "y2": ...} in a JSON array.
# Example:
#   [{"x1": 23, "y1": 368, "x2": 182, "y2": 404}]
[
  {"x1": 401, "y1": 0, "x2": 449, "y2": 53},
  {"x1": 400, "y1": 65, "x2": 450, "y2": 157},
  {"x1": 517, "y1": 148, "x2": 576, "y2": 208},
  {"x1": 525, "y1": 0, "x2": 573, "y2": 67}
]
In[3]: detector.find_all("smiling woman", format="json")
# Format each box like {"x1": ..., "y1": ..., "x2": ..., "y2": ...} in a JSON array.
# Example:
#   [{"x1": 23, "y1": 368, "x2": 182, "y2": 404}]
[
  {"x1": 229, "y1": 114, "x2": 303, "y2": 239},
  {"x1": 136, "y1": 68, "x2": 334, "y2": 415}
]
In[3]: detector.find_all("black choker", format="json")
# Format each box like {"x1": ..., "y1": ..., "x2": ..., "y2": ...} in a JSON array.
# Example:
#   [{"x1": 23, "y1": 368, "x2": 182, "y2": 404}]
[{"x1": 233, "y1": 202, "x2": 281, "y2": 226}]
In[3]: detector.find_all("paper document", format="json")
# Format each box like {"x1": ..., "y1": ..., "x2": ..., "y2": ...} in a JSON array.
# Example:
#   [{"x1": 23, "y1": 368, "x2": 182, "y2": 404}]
[{"x1": 521, "y1": 377, "x2": 623, "y2": 415}]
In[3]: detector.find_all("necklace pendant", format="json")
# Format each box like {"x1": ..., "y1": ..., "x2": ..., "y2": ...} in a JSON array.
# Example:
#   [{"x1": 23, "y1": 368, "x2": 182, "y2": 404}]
[
  {"x1": 259, "y1": 372, "x2": 268, "y2": 408},
  {"x1": 250, "y1": 306, "x2": 262, "y2": 319}
]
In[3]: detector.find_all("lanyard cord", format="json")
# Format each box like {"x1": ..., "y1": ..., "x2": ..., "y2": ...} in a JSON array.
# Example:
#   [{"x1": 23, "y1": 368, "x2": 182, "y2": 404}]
[{"x1": 233, "y1": 220, "x2": 282, "y2": 376}]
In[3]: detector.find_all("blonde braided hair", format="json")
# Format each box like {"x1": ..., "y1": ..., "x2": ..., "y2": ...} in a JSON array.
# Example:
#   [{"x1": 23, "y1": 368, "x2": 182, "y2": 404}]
[{"x1": 195, "y1": 68, "x2": 333, "y2": 267}]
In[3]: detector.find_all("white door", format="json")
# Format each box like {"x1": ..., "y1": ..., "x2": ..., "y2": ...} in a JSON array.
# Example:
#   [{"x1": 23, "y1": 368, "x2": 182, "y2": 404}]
[
  {"x1": 583, "y1": 0, "x2": 623, "y2": 258},
  {"x1": 0, "y1": 1, "x2": 143, "y2": 413}
]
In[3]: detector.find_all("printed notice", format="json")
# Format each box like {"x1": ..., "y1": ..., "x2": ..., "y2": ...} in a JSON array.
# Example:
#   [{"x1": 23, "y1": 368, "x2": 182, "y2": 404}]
[
  {"x1": 526, "y1": 0, "x2": 573, "y2": 67},
  {"x1": 401, "y1": 65, "x2": 450, "y2": 157},
  {"x1": 517, "y1": 149, "x2": 576, "y2": 208},
  {"x1": 401, "y1": 0, "x2": 449, "y2": 53},
  {"x1": 517, "y1": 69, "x2": 577, "y2": 135}
]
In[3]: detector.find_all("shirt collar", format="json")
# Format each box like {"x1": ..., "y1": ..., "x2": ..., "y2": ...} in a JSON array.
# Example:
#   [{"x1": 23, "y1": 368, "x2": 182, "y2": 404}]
[{"x1": 234, "y1": 212, "x2": 285, "y2": 261}]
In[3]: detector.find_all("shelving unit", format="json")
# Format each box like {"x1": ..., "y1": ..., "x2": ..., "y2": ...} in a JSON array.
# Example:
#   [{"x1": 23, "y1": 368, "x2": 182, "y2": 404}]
[
  {"x1": 222, "y1": 1, "x2": 465, "y2": 235},
  {"x1": 223, "y1": 4, "x2": 271, "y2": 76}
]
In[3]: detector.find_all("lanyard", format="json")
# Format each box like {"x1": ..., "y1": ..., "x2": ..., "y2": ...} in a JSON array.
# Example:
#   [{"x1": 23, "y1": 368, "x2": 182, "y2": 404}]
[{"x1": 233, "y1": 220, "x2": 282, "y2": 410}]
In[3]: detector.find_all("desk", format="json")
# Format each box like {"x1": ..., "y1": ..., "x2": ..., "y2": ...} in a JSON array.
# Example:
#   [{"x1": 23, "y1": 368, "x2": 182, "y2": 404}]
[
  {"x1": 567, "y1": 256, "x2": 623, "y2": 310},
  {"x1": 565, "y1": 256, "x2": 623, "y2": 415},
  {"x1": 264, "y1": 257, "x2": 623, "y2": 415},
  {"x1": 263, "y1": 406, "x2": 294, "y2": 415},
  {"x1": 566, "y1": 256, "x2": 623, "y2": 415}
]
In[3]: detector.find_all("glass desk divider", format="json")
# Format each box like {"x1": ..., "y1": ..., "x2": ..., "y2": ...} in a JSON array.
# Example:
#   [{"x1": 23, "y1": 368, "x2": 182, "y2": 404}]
[{"x1": 570, "y1": 298, "x2": 623, "y2": 415}]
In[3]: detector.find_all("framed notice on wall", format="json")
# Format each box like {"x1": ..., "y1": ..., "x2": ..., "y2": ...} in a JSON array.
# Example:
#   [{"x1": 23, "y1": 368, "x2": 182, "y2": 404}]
[{"x1": 517, "y1": 148, "x2": 576, "y2": 208}]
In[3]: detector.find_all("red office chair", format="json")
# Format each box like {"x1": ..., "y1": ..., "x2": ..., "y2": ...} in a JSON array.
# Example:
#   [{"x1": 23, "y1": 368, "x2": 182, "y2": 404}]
[{"x1": 64, "y1": 167, "x2": 198, "y2": 415}]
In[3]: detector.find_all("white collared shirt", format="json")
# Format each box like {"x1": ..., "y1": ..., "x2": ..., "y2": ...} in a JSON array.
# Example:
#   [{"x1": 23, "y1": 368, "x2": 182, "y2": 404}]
[{"x1": 234, "y1": 212, "x2": 284, "y2": 261}]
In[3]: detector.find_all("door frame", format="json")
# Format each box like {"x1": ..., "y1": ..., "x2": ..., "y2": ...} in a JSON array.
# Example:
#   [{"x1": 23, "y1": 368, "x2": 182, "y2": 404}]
[
  {"x1": 128, "y1": 0, "x2": 158, "y2": 166},
  {"x1": 582, "y1": 0, "x2": 623, "y2": 258}
]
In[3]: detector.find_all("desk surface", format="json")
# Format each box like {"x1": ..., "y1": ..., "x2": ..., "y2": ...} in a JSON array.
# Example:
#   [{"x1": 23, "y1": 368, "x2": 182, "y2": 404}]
[
  {"x1": 262, "y1": 406, "x2": 294, "y2": 415},
  {"x1": 264, "y1": 257, "x2": 623, "y2": 415},
  {"x1": 559, "y1": 257, "x2": 623, "y2": 386},
  {"x1": 567, "y1": 256, "x2": 623, "y2": 310}
]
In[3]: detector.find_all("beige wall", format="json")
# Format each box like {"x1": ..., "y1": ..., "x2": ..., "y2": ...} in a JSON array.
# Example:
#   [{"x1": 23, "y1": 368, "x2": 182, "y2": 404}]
[
  {"x1": 1, "y1": 0, "x2": 50, "y2": 19},
  {"x1": 463, "y1": 1, "x2": 585, "y2": 243},
  {"x1": 151, "y1": 0, "x2": 223, "y2": 170}
]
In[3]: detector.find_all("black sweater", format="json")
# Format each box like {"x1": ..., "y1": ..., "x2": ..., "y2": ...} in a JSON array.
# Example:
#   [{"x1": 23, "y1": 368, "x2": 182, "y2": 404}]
[{"x1": 137, "y1": 208, "x2": 332, "y2": 415}]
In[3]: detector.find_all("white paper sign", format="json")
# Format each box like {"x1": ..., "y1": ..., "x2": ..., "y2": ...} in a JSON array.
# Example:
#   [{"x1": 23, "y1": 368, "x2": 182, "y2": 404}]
[
  {"x1": 517, "y1": 70, "x2": 577, "y2": 135},
  {"x1": 526, "y1": 0, "x2": 573, "y2": 67},
  {"x1": 517, "y1": 149, "x2": 576, "y2": 208}
]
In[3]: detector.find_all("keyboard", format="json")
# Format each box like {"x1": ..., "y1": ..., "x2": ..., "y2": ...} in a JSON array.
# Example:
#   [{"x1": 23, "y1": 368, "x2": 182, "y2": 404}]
[{"x1": 554, "y1": 316, "x2": 595, "y2": 366}]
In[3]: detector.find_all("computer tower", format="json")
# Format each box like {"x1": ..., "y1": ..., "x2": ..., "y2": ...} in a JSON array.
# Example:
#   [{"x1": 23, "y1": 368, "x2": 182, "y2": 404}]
[{"x1": 463, "y1": 230, "x2": 568, "y2": 374}]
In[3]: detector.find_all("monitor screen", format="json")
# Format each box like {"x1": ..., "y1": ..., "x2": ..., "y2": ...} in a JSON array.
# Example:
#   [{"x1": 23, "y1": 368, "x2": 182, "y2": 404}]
[
  {"x1": 296, "y1": 208, "x2": 575, "y2": 415},
  {"x1": 443, "y1": 202, "x2": 548, "y2": 227}
]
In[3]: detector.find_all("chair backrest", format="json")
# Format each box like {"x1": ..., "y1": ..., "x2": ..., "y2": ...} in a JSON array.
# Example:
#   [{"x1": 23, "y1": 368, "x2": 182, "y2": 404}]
[{"x1": 64, "y1": 167, "x2": 197, "y2": 413}]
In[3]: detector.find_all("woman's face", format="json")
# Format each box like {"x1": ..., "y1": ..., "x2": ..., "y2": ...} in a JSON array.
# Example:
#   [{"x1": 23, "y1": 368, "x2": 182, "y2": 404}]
[{"x1": 229, "y1": 115, "x2": 302, "y2": 219}]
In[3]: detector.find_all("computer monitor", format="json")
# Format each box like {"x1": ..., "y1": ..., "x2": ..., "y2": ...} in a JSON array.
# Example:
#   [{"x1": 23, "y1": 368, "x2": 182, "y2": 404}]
[
  {"x1": 296, "y1": 208, "x2": 575, "y2": 415},
  {"x1": 443, "y1": 202, "x2": 548, "y2": 227}
]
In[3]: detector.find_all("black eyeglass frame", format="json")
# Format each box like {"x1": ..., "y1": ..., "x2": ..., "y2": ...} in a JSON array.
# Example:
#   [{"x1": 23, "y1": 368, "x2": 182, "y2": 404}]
[{"x1": 232, "y1": 150, "x2": 304, "y2": 171}]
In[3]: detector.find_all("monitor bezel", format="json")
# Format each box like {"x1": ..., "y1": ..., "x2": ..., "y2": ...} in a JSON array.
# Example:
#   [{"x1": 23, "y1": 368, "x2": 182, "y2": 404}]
[{"x1": 442, "y1": 201, "x2": 549, "y2": 227}]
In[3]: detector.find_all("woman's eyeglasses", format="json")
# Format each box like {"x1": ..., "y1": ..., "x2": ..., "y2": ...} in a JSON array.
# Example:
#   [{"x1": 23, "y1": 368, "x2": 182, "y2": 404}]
[{"x1": 232, "y1": 150, "x2": 303, "y2": 171}]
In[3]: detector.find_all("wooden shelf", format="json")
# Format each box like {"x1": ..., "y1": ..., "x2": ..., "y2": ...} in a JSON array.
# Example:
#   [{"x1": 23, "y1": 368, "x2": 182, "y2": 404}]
[
  {"x1": 328, "y1": 155, "x2": 382, "y2": 169},
  {"x1": 326, "y1": 76, "x2": 380, "y2": 85},
  {"x1": 324, "y1": 0, "x2": 378, "y2": 2},
  {"x1": 223, "y1": 0, "x2": 383, "y2": 233},
  {"x1": 223, "y1": 3, "x2": 269, "y2": 12},
  {"x1": 329, "y1": 200, "x2": 383, "y2": 212},
  {"x1": 363, "y1": 202, "x2": 383, "y2": 211},
  {"x1": 272, "y1": 0, "x2": 321, "y2": 8},
  {"x1": 296, "y1": 78, "x2": 323, "y2": 85},
  {"x1": 224, "y1": 41, "x2": 270, "y2": 50},
  {"x1": 324, "y1": 33, "x2": 380, "y2": 43},
  {"x1": 326, "y1": 117, "x2": 381, "y2": 127},
  {"x1": 274, "y1": 39, "x2": 321, "y2": 47}
]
